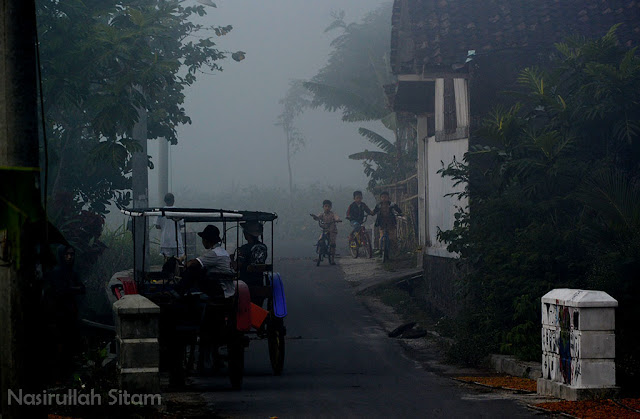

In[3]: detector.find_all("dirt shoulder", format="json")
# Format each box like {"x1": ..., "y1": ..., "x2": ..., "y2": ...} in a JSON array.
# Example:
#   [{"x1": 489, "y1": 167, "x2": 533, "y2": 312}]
[{"x1": 335, "y1": 254, "x2": 558, "y2": 409}]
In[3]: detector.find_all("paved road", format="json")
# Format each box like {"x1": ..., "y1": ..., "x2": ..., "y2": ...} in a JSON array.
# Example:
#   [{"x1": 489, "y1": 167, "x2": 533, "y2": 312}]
[{"x1": 184, "y1": 252, "x2": 540, "y2": 418}]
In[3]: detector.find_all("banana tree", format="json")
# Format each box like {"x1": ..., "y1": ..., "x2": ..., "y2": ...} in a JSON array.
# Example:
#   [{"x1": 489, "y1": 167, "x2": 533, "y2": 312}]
[{"x1": 348, "y1": 112, "x2": 416, "y2": 191}]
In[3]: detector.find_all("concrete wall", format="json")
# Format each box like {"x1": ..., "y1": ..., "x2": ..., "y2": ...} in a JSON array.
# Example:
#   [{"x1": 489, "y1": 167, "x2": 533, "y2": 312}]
[
  {"x1": 426, "y1": 134, "x2": 468, "y2": 258},
  {"x1": 538, "y1": 289, "x2": 619, "y2": 400},
  {"x1": 421, "y1": 253, "x2": 465, "y2": 317}
]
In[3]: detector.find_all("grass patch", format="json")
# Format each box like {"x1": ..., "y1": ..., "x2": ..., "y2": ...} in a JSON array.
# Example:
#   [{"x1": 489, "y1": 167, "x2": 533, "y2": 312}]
[
  {"x1": 365, "y1": 282, "x2": 436, "y2": 329},
  {"x1": 380, "y1": 252, "x2": 417, "y2": 272}
]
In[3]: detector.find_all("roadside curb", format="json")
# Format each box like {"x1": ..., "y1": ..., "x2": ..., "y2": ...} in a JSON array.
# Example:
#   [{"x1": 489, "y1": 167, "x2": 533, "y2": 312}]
[
  {"x1": 355, "y1": 268, "x2": 423, "y2": 293},
  {"x1": 489, "y1": 354, "x2": 542, "y2": 380},
  {"x1": 451, "y1": 377, "x2": 536, "y2": 394},
  {"x1": 526, "y1": 403, "x2": 580, "y2": 418}
]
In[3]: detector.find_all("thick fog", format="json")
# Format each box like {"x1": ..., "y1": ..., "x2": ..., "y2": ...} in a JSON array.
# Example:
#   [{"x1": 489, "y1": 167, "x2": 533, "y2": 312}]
[{"x1": 146, "y1": 0, "x2": 386, "y2": 207}]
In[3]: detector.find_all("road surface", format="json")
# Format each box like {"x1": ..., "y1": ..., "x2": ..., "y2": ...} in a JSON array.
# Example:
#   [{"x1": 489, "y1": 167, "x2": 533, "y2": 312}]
[{"x1": 179, "y1": 250, "x2": 540, "y2": 418}]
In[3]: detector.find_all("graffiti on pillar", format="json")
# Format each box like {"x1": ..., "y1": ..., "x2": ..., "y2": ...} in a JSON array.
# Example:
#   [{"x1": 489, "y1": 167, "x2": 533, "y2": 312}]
[
  {"x1": 542, "y1": 289, "x2": 617, "y2": 389},
  {"x1": 558, "y1": 306, "x2": 572, "y2": 384}
]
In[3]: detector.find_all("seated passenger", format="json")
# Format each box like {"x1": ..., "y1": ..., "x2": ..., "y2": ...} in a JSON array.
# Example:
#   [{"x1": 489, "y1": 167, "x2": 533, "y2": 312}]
[
  {"x1": 232, "y1": 220, "x2": 268, "y2": 305},
  {"x1": 174, "y1": 225, "x2": 235, "y2": 298}
]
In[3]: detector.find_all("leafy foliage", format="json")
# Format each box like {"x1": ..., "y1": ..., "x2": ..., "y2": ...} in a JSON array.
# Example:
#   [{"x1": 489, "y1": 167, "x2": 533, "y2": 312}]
[
  {"x1": 348, "y1": 114, "x2": 417, "y2": 191},
  {"x1": 302, "y1": 3, "x2": 417, "y2": 193},
  {"x1": 303, "y1": 5, "x2": 394, "y2": 122},
  {"x1": 437, "y1": 27, "x2": 640, "y2": 379},
  {"x1": 37, "y1": 0, "x2": 241, "y2": 256}
]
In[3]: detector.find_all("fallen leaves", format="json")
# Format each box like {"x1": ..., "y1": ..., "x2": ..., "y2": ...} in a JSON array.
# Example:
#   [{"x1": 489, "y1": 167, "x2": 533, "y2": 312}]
[
  {"x1": 535, "y1": 399, "x2": 640, "y2": 418},
  {"x1": 456, "y1": 375, "x2": 537, "y2": 392}
]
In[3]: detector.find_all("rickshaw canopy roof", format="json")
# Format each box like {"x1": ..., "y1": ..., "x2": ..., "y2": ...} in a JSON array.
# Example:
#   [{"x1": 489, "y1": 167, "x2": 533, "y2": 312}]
[{"x1": 121, "y1": 207, "x2": 278, "y2": 223}]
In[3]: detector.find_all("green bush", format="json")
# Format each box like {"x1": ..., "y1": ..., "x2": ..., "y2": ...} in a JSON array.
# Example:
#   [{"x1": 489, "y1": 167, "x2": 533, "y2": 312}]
[
  {"x1": 438, "y1": 27, "x2": 640, "y2": 375},
  {"x1": 77, "y1": 224, "x2": 134, "y2": 323}
]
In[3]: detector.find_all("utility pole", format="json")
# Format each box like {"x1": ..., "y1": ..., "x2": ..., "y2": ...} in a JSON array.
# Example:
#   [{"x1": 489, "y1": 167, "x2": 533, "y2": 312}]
[
  {"x1": 131, "y1": 96, "x2": 149, "y2": 281},
  {"x1": 0, "y1": 0, "x2": 46, "y2": 417}
]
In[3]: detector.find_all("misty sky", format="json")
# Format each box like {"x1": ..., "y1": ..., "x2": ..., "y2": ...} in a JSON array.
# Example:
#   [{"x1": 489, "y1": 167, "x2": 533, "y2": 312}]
[{"x1": 146, "y1": 0, "x2": 388, "y2": 206}]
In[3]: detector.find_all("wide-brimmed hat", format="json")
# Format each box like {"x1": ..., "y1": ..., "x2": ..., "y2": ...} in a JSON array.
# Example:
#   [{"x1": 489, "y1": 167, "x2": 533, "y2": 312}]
[
  {"x1": 241, "y1": 220, "x2": 263, "y2": 237},
  {"x1": 197, "y1": 225, "x2": 220, "y2": 241}
]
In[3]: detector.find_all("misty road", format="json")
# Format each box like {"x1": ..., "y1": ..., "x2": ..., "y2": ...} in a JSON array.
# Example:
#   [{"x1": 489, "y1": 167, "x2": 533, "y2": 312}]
[{"x1": 184, "y1": 254, "x2": 539, "y2": 418}]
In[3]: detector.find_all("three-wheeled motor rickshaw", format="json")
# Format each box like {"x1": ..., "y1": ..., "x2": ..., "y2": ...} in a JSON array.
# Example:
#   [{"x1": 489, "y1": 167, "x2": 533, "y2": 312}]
[{"x1": 108, "y1": 207, "x2": 287, "y2": 389}]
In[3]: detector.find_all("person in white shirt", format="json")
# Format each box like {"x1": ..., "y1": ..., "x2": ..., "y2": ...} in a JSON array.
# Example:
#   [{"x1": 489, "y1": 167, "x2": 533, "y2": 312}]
[
  {"x1": 155, "y1": 193, "x2": 185, "y2": 260},
  {"x1": 175, "y1": 225, "x2": 235, "y2": 298}
]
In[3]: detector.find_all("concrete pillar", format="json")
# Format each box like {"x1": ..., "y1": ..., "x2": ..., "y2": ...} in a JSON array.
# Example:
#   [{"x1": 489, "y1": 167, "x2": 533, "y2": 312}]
[
  {"x1": 158, "y1": 137, "x2": 168, "y2": 206},
  {"x1": 538, "y1": 288, "x2": 619, "y2": 400},
  {"x1": 131, "y1": 98, "x2": 149, "y2": 281},
  {"x1": 113, "y1": 294, "x2": 161, "y2": 393}
]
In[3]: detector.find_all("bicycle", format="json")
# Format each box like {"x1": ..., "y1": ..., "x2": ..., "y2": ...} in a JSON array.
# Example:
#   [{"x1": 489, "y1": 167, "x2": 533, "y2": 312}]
[
  {"x1": 380, "y1": 227, "x2": 390, "y2": 263},
  {"x1": 348, "y1": 216, "x2": 372, "y2": 259},
  {"x1": 311, "y1": 217, "x2": 341, "y2": 266},
  {"x1": 378, "y1": 216, "x2": 407, "y2": 262}
]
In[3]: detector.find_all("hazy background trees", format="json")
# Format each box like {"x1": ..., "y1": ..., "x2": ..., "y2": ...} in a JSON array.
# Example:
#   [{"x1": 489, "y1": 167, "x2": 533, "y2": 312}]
[{"x1": 37, "y1": 0, "x2": 243, "y2": 261}]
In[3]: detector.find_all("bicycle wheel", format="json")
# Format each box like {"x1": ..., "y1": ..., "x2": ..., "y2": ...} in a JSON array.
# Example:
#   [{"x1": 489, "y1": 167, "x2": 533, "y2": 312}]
[
  {"x1": 349, "y1": 237, "x2": 359, "y2": 258},
  {"x1": 329, "y1": 253, "x2": 335, "y2": 265},
  {"x1": 316, "y1": 253, "x2": 322, "y2": 266},
  {"x1": 381, "y1": 236, "x2": 389, "y2": 263},
  {"x1": 362, "y1": 232, "x2": 373, "y2": 259}
]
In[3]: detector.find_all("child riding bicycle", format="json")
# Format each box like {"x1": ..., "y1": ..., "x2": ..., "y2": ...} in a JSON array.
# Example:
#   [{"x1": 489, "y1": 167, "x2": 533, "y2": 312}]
[
  {"x1": 346, "y1": 190, "x2": 374, "y2": 243},
  {"x1": 310, "y1": 199, "x2": 341, "y2": 264},
  {"x1": 372, "y1": 191, "x2": 403, "y2": 257}
]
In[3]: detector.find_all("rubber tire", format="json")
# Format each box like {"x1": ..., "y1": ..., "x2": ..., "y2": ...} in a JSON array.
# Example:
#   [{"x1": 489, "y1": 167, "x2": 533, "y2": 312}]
[
  {"x1": 316, "y1": 253, "x2": 322, "y2": 266},
  {"x1": 349, "y1": 238, "x2": 358, "y2": 258},
  {"x1": 381, "y1": 236, "x2": 389, "y2": 263},
  {"x1": 362, "y1": 233, "x2": 372, "y2": 259},
  {"x1": 169, "y1": 345, "x2": 188, "y2": 388},
  {"x1": 329, "y1": 254, "x2": 335, "y2": 265},
  {"x1": 268, "y1": 316, "x2": 286, "y2": 376},
  {"x1": 227, "y1": 335, "x2": 244, "y2": 390}
]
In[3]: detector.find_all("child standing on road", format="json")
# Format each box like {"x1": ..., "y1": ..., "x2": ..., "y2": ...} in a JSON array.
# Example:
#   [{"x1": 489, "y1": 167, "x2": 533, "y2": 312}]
[
  {"x1": 310, "y1": 199, "x2": 341, "y2": 264},
  {"x1": 346, "y1": 190, "x2": 373, "y2": 242}
]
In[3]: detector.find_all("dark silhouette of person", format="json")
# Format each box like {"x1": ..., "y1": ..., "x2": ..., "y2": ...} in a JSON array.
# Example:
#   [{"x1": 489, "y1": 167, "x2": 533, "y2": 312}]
[{"x1": 42, "y1": 245, "x2": 86, "y2": 381}]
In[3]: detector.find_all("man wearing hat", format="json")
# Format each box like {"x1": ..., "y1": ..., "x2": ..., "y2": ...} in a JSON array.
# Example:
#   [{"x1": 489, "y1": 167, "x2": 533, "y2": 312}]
[
  {"x1": 232, "y1": 220, "x2": 268, "y2": 305},
  {"x1": 175, "y1": 224, "x2": 235, "y2": 298}
]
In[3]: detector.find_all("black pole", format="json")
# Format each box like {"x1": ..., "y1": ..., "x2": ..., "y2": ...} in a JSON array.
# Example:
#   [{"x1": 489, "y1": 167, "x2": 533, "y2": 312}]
[{"x1": 0, "y1": 1, "x2": 46, "y2": 416}]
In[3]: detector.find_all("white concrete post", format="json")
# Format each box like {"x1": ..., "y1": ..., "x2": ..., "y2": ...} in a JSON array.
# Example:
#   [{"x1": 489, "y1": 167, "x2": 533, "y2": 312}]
[
  {"x1": 538, "y1": 288, "x2": 619, "y2": 400},
  {"x1": 113, "y1": 294, "x2": 161, "y2": 393}
]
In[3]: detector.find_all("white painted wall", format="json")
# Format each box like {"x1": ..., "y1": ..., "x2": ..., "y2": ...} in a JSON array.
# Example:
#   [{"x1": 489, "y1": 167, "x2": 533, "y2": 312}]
[
  {"x1": 426, "y1": 136, "x2": 468, "y2": 257},
  {"x1": 408, "y1": 77, "x2": 469, "y2": 259}
]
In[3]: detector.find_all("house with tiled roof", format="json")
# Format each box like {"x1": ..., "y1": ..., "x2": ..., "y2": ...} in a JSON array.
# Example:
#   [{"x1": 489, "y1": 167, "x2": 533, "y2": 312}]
[{"x1": 389, "y1": 0, "x2": 640, "y2": 315}]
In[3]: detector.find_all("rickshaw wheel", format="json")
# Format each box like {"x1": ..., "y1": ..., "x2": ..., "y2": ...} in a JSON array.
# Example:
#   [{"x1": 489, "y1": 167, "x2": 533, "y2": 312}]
[
  {"x1": 227, "y1": 334, "x2": 244, "y2": 390},
  {"x1": 268, "y1": 315, "x2": 286, "y2": 375}
]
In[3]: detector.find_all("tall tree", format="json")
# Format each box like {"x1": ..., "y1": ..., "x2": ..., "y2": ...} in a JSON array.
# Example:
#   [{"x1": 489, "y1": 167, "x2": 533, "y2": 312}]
[
  {"x1": 303, "y1": 4, "x2": 393, "y2": 122},
  {"x1": 275, "y1": 79, "x2": 311, "y2": 199},
  {"x1": 36, "y1": 0, "x2": 244, "y2": 259},
  {"x1": 302, "y1": 3, "x2": 418, "y2": 190}
]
